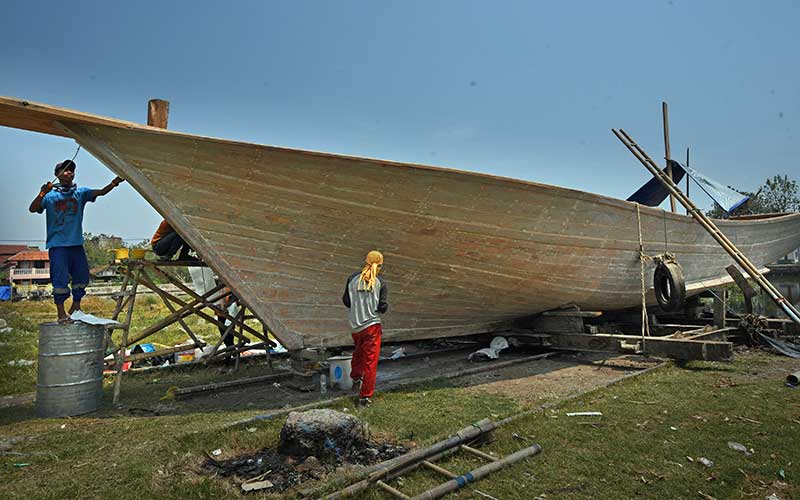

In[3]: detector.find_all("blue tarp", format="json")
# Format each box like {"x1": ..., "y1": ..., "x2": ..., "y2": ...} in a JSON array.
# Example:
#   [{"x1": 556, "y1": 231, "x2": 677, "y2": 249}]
[
  {"x1": 0, "y1": 286, "x2": 10, "y2": 301},
  {"x1": 627, "y1": 159, "x2": 750, "y2": 214},
  {"x1": 627, "y1": 160, "x2": 686, "y2": 206},
  {"x1": 683, "y1": 162, "x2": 750, "y2": 213}
]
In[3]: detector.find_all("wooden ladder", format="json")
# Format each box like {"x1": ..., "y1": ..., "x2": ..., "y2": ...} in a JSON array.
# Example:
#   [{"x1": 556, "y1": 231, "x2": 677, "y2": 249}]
[{"x1": 369, "y1": 441, "x2": 541, "y2": 500}]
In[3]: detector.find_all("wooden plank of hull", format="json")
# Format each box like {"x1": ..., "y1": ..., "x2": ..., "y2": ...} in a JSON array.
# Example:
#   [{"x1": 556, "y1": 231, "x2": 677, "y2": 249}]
[{"x1": 2, "y1": 96, "x2": 800, "y2": 349}]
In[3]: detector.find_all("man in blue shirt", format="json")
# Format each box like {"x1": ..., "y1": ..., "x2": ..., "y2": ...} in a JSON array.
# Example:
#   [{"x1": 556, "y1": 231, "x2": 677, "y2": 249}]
[{"x1": 29, "y1": 160, "x2": 125, "y2": 321}]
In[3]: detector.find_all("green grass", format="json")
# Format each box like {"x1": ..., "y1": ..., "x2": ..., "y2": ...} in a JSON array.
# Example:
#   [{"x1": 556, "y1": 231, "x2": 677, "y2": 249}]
[
  {"x1": 0, "y1": 297, "x2": 265, "y2": 398},
  {"x1": 1, "y1": 300, "x2": 798, "y2": 499}
]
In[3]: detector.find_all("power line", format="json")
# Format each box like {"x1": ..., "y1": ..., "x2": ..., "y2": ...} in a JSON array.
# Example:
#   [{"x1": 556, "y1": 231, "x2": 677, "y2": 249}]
[{"x1": 0, "y1": 238, "x2": 150, "y2": 243}]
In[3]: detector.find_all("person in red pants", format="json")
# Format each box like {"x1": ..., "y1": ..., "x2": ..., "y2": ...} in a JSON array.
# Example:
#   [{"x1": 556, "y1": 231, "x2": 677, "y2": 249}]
[{"x1": 342, "y1": 250, "x2": 389, "y2": 407}]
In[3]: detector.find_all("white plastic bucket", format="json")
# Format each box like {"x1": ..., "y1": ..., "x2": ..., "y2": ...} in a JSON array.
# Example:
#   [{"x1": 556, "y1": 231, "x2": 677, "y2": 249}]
[{"x1": 328, "y1": 355, "x2": 353, "y2": 390}]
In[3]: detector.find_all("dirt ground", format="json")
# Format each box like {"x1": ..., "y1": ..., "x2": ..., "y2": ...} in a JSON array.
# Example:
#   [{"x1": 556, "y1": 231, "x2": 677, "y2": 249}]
[
  {"x1": 459, "y1": 351, "x2": 660, "y2": 404},
  {"x1": 129, "y1": 345, "x2": 663, "y2": 417}
]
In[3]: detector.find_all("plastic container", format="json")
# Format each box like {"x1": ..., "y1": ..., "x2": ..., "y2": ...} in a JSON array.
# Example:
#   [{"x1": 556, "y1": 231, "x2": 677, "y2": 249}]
[
  {"x1": 174, "y1": 349, "x2": 195, "y2": 364},
  {"x1": 328, "y1": 355, "x2": 353, "y2": 390}
]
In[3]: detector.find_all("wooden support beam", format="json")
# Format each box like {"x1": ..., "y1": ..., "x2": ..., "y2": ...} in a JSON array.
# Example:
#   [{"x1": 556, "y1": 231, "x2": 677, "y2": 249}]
[
  {"x1": 174, "y1": 370, "x2": 293, "y2": 398},
  {"x1": 147, "y1": 265, "x2": 268, "y2": 340},
  {"x1": 137, "y1": 269, "x2": 203, "y2": 347},
  {"x1": 147, "y1": 99, "x2": 169, "y2": 129},
  {"x1": 511, "y1": 331, "x2": 732, "y2": 361},
  {"x1": 726, "y1": 265, "x2": 755, "y2": 315},
  {"x1": 541, "y1": 310, "x2": 602, "y2": 318},
  {"x1": 684, "y1": 327, "x2": 738, "y2": 342},
  {"x1": 713, "y1": 288, "x2": 727, "y2": 328}
]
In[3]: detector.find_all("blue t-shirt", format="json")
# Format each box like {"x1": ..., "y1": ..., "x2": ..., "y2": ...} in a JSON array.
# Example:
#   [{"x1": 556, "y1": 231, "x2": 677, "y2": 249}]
[{"x1": 39, "y1": 186, "x2": 97, "y2": 248}]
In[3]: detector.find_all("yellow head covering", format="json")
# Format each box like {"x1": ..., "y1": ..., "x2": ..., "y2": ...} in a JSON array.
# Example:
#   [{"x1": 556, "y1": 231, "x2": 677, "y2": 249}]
[{"x1": 357, "y1": 250, "x2": 384, "y2": 291}]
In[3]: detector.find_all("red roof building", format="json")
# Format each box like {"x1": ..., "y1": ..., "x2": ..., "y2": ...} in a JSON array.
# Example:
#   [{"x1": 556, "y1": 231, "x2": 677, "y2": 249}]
[
  {"x1": 7, "y1": 249, "x2": 50, "y2": 288},
  {"x1": 0, "y1": 245, "x2": 29, "y2": 269}
]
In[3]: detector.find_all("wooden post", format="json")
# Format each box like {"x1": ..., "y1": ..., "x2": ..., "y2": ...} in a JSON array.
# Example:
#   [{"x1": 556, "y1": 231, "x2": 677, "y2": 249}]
[
  {"x1": 147, "y1": 99, "x2": 170, "y2": 129},
  {"x1": 113, "y1": 265, "x2": 141, "y2": 405},
  {"x1": 713, "y1": 288, "x2": 727, "y2": 329},
  {"x1": 685, "y1": 147, "x2": 690, "y2": 214},
  {"x1": 662, "y1": 102, "x2": 676, "y2": 212}
]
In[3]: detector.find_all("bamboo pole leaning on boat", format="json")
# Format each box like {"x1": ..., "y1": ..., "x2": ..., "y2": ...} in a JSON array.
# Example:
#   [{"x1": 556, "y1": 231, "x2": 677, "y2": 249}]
[{"x1": 612, "y1": 128, "x2": 800, "y2": 326}]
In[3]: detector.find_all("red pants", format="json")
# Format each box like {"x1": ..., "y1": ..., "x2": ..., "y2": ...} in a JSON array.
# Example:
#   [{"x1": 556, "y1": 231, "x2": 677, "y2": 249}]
[{"x1": 350, "y1": 323, "x2": 382, "y2": 398}]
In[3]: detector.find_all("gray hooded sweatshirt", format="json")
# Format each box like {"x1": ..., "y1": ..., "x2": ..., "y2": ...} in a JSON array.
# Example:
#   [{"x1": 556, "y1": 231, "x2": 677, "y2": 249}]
[{"x1": 342, "y1": 272, "x2": 389, "y2": 333}]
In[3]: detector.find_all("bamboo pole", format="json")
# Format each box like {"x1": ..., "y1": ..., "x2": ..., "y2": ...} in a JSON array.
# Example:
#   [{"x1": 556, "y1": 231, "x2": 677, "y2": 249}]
[
  {"x1": 663, "y1": 102, "x2": 676, "y2": 212},
  {"x1": 324, "y1": 419, "x2": 496, "y2": 499},
  {"x1": 174, "y1": 370, "x2": 293, "y2": 398},
  {"x1": 411, "y1": 444, "x2": 542, "y2": 500},
  {"x1": 613, "y1": 128, "x2": 800, "y2": 325}
]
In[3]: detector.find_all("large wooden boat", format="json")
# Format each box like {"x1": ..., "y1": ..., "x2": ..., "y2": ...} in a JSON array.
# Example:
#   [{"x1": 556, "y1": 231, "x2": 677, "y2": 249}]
[{"x1": 2, "y1": 96, "x2": 799, "y2": 349}]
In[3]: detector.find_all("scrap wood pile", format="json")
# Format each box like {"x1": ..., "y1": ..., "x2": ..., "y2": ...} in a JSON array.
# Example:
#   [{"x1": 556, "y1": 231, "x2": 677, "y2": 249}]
[{"x1": 737, "y1": 314, "x2": 800, "y2": 359}]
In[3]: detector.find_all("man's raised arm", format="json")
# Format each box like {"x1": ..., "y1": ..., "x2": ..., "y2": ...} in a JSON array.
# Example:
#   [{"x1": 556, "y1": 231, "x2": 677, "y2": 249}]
[
  {"x1": 29, "y1": 182, "x2": 53, "y2": 213},
  {"x1": 92, "y1": 176, "x2": 125, "y2": 198}
]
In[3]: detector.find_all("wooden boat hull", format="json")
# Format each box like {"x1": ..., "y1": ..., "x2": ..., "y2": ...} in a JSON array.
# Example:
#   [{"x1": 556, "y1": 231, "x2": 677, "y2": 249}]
[{"x1": 2, "y1": 97, "x2": 799, "y2": 349}]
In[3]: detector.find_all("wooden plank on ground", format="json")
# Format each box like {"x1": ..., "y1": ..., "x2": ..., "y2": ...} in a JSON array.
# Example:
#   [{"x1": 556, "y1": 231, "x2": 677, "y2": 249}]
[{"x1": 512, "y1": 332, "x2": 733, "y2": 361}]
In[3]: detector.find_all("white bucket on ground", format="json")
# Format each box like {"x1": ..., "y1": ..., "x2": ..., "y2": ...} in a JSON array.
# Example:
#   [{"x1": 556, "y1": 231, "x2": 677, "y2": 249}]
[{"x1": 328, "y1": 355, "x2": 353, "y2": 390}]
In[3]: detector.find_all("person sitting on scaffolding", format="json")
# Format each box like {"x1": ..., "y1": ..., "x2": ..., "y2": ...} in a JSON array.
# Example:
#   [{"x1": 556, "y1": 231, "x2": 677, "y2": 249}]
[
  {"x1": 28, "y1": 159, "x2": 125, "y2": 321},
  {"x1": 150, "y1": 219, "x2": 195, "y2": 261}
]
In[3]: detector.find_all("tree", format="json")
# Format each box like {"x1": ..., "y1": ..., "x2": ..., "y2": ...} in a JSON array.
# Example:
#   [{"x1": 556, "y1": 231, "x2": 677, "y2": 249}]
[
  {"x1": 706, "y1": 175, "x2": 799, "y2": 218},
  {"x1": 82, "y1": 232, "x2": 114, "y2": 269}
]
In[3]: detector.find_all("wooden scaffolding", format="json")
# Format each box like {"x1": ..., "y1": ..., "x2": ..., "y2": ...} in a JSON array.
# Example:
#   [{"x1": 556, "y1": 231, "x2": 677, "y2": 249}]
[{"x1": 108, "y1": 258, "x2": 275, "y2": 404}]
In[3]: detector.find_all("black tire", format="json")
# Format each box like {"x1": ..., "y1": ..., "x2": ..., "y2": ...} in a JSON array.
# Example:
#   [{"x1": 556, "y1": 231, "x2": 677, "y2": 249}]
[{"x1": 653, "y1": 261, "x2": 686, "y2": 312}]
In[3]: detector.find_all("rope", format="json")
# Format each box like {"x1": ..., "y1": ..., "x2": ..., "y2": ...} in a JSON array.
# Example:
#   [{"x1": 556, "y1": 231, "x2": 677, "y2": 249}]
[
  {"x1": 635, "y1": 204, "x2": 651, "y2": 350},
  {"x1": 70, "y1": 144, "x2": 82, "y2": 161}
]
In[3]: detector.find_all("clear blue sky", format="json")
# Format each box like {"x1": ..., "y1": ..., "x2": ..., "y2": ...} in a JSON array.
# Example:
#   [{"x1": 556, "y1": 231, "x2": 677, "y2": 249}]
[{"x1": 1, "y1": 0, "x2": 797, "y2": 246}]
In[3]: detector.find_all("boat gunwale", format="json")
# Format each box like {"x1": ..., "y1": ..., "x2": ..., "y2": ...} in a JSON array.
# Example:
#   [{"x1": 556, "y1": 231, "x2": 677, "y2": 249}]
[{"x1": 2, "y1": 96, "x2": 798, "y2": 230}]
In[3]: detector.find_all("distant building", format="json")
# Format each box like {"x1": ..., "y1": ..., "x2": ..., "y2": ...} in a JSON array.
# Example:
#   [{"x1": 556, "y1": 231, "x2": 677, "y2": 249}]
[
  {"x1": 8, "y1": 250, "x2": 51, "y2": 293},
  {"x1": 91, "y1": 235, "x2": 124, "y2": 250},
  {"x1": 91, "y1": 264, "x2": 122, "y2": 282},
  {"x1": 776, "y1": 248, "x2": 800, "y2": 265},
  {"x1": 0, "y1": 244, "x2": 30, "y2": 271}
]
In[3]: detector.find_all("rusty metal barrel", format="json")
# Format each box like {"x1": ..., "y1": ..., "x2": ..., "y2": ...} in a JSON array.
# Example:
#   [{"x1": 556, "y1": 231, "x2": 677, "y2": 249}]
[{"x1": 36, "y1": 322, "x2": 107, "y2": 418}]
